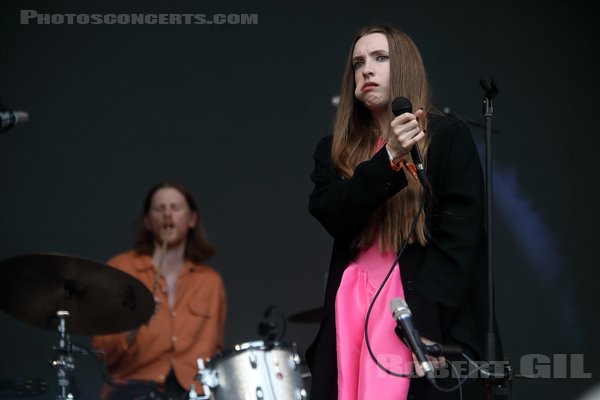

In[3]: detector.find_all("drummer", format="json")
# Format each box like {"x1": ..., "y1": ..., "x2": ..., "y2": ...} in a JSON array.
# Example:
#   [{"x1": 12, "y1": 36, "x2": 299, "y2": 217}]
[{"x1": 93, "y1": 182, "x2": 227, "y2": 399}]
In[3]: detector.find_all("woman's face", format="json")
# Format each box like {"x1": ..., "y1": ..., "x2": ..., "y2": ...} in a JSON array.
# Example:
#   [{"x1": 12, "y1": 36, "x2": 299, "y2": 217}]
[
  {"x1": 144, "y1": 187, "x2": 197, "y2": 247},
  {"x1": 352, "y1": 32, "x2": 391, "y2": 113}
]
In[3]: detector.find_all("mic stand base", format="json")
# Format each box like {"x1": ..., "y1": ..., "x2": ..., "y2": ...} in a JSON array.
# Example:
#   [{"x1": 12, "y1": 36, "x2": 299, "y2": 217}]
[{"x1": 482, "y1": 359, "x2": 513, "y2": 400}]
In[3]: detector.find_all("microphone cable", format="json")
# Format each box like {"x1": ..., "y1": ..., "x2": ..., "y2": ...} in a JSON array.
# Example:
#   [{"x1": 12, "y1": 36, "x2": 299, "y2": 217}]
[
  {"x1": 363, "y1": 197, "x2": 424, "y2": 378},
  {"x1": 362, "y1": 174, "x2": 483, "y2": 398}
]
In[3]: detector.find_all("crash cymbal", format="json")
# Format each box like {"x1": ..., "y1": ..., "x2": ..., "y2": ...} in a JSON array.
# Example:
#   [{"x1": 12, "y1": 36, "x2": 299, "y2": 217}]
[
  {"x1": 288, "y1": 307, "x2": 325, "y2": 324},
  {"x1": 0, "y1": 253, "x2": 154, "y2": 335}
]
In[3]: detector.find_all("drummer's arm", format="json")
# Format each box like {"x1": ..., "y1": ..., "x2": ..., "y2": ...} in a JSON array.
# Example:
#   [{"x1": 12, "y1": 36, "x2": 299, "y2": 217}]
[
  {"x1": 216, "y1": 277, "x2": 227, "y2": 353},
  {"x1": 122, "y1": 295, "x2": 162, "y2": 347},
  {"x1": 96, "y1": 255, "x2": 150, "y2": 352},
  {"x1": 92, "y1": 331, "x2": 136, "y2": 367}
]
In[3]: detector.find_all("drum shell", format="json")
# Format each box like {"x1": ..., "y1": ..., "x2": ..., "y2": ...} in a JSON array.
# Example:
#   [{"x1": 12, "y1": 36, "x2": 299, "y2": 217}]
[{"x1": 205, "y1": 341, "x2": 305, "y2": 400}]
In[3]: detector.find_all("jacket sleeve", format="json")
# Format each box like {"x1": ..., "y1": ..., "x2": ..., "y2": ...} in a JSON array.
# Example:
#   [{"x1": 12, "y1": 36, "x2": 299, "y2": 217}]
[
  {"x1": 308, "y1": 136, "x2": 409, "y2": 240},
  {"x1": 404, "y1": 119, "x2": 486, "y2": 342}
]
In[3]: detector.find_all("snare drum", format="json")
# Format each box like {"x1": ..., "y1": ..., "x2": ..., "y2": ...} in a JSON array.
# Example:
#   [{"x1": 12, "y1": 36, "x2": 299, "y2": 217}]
[{"x1": 196, "y1": 340, "x2": 307, "y2": 400}]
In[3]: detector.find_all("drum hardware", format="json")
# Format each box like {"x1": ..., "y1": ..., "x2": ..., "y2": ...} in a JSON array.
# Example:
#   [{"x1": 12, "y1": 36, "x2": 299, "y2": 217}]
[
  {"x1": 0, "y1": 253, "x2": 155, "y2": 399},
  {"x1": 50, "y1": 310, "x2": 76, "y2": 400},
  {"x1": 296, "y1": 388, "x2": 308, "y2": 400},
  {"x1": 249, "y1": 352, "x2": 258, "y2": 368},
  {"x1": 300, "y1": 372, "x2": 311, "y2": 380},
  {"x1": 193, "y1": 358, "x2": 215, "y2": 399},
  {"x1": 290, "y1": 353, "x2": 301, "y2": 370},
  {"x1": 193, "y1": 340, "x2": 307, "y2": 400},
  {"x1": 188, "y1": 383, "x2": 199, "y2": 399},
  {"x1": 49, "y1": 310, "x2": 102, "y2": 399}
]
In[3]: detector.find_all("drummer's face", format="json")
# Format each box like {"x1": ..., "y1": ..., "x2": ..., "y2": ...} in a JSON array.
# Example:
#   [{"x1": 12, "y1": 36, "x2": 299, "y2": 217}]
[{"x1": 144, "y1": 187, "x2": 197, "y2": 247}]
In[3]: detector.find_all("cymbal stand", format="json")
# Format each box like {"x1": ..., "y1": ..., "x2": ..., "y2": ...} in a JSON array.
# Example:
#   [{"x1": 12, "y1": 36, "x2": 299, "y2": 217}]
[{"x1": 50, "y1": 310, "x2": 75, "y2": 400}]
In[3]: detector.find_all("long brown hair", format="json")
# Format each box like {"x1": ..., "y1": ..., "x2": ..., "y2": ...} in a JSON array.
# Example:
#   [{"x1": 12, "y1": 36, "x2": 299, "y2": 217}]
[
  {"x1": 133, "y1": 181, "x2": 216, "y2": 263},
  {"x1": 332, "y1": 25, "x2": 433, "y2": 251}
]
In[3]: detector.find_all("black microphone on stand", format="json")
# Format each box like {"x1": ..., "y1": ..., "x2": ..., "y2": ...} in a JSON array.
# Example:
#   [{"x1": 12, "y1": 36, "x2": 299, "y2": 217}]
[
  {"x1": 0, "y1": 109, "x2": 29, "y2": 133},
  {"x1": 257, "y1": 306, "x2": 277, "y2": 341},
  {"x1": 391, "y1": 97, "x2": 427, "y2": 187}
]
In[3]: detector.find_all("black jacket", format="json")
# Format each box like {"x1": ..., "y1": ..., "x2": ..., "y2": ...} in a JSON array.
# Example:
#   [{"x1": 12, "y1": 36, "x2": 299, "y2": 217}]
[{"x1": 307, "y1": 114, "x2": 492, "y2": 399}]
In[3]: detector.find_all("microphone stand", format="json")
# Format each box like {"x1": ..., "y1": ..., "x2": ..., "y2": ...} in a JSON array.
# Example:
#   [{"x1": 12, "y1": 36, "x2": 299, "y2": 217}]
[{"x1": 480, "y1": 79, "x2": 513, "y2": 399}]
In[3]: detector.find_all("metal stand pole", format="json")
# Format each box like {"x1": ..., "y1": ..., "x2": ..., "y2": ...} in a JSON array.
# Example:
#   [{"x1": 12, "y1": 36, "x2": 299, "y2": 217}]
[{"x1": 51, "y1": 310, "x2": 75, "y2": 400}]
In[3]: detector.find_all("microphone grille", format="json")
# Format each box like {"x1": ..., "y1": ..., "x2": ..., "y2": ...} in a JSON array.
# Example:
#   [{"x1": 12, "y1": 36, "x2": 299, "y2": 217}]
[
  {"x1": 392, "y1": 97, "x2": 412, "y2": 117},
  {"x1": 390, "y1": 297, "x2": 410, "y2": 316}
]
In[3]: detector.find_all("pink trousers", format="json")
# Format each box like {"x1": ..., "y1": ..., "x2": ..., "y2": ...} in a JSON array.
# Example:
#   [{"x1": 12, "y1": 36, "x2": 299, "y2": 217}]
[{"x1": 335, "y1": 244, "x2": 412, "y2": 400}]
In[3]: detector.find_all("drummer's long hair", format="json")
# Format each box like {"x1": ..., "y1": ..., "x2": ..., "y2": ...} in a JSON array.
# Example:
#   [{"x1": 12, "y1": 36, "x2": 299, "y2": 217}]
[
  {"x1": 133, "y1": 181, "x2": 216, "y2": 263},
  {"x1": 332, "y1": 25, "x2": 433, "y2": 251}
]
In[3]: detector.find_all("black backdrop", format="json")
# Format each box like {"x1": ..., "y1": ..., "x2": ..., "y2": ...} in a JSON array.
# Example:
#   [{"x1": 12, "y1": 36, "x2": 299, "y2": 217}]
[{"x1": 1, "y1": 1, "x2": 599, "y2": 399}]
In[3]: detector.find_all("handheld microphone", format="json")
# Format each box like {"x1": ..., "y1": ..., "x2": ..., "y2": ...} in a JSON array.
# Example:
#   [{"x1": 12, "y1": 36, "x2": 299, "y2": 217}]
[
  {"x1": 0, "y1": 110, "x2": 29, "y2": 133},
  {"x1": 391, "y1": 97, "x2": 426, "y2": 187},
  {"x1": 389, "y1": 297, "x2": 434, "y2": 379}
]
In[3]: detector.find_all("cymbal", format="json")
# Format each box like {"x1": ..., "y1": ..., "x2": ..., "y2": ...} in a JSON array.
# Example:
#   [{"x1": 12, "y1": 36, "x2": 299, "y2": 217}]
[
  {"x1": 288, "y1": 307, "x2": 325, "y2": 324},
  {"x1": 0, "y1": 253, "x2": 155, "y2": 335}
]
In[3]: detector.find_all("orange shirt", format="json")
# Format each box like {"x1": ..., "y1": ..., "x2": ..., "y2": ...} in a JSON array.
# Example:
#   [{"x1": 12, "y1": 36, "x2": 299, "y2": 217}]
[{"x1": 92, "y1": 251, "x2": 226, "y2": 392}]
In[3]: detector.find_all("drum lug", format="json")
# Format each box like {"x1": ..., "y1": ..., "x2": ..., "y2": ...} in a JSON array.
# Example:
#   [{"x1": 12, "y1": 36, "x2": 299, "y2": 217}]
[
  {"x1": 249, "y1": 351, "x2": 258, "y2": 369},
  {"x1": 289, "y1": 353, "x2": 301, "y2": 370},
  {"x1": 195, "y1": 358, "x2": 219, "y2": 399},
  {"x1": 199, "y1": 369, "x2": 219, "y2": 389},
  {"x1": 256, "y1": 386, "x2": 264, "y2": 399},
  {"x1": 295, "y1": 388, "x2": 308, "y2": 400}
]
